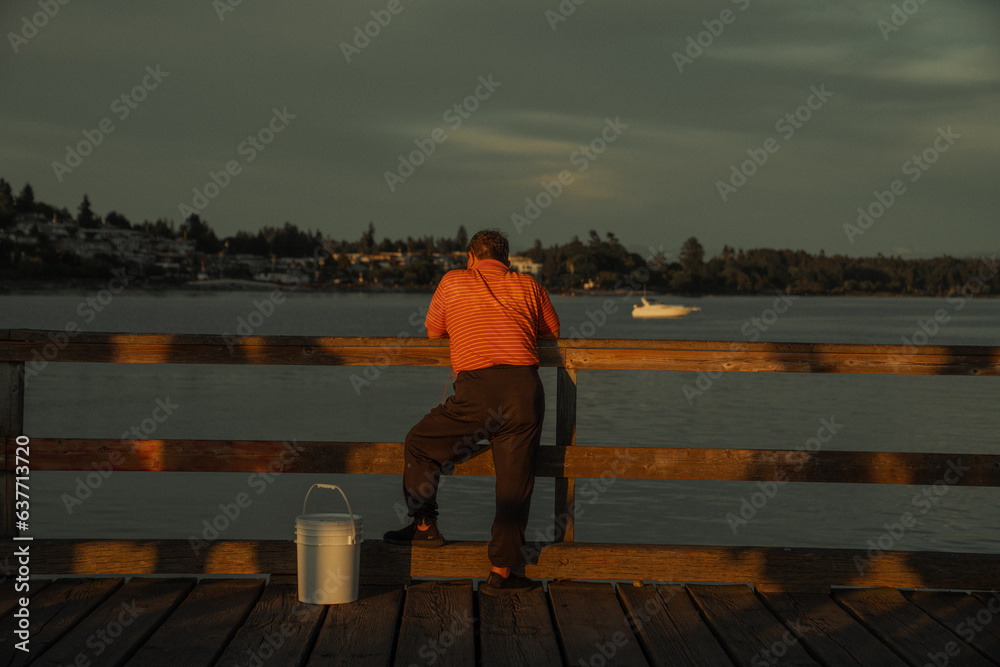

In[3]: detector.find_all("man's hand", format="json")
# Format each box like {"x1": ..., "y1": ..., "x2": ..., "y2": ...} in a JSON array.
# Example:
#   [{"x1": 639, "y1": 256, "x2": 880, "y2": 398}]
[{"x1": 427, "y1": 327, "x2": 448, "y2": 339}]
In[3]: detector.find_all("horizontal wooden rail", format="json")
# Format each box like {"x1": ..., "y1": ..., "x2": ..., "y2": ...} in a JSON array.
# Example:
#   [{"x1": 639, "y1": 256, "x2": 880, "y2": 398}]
[
  {"x1": 11, "y1": 438, "x2": 1000, "y2": 486},
  {"x1": 3, "y1": 539, "x2": 998, "y2": 591},
  {"x1": 3, "y1": 330, "x2": 1000, "y2": 374},
  {"x1": 4, "y1": 332, "x2": 998, "y2": 585}
]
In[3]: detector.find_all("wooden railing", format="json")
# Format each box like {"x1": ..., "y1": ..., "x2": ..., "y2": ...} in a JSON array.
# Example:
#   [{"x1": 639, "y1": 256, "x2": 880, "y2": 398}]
[{"x1": 2, "y1": 330, "x2": 999, "y2": 590}]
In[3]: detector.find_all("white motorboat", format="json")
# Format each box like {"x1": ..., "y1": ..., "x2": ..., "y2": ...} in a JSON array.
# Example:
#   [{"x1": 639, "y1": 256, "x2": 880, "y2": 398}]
[{"x1": 631, "y1": 296, "x2": 700, "y2": 318}]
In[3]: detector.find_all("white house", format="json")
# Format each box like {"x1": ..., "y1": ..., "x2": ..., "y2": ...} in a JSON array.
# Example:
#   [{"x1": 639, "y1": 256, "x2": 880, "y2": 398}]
[{"x1": 509, "y1": 255, "x2": 542, "y2": 275}]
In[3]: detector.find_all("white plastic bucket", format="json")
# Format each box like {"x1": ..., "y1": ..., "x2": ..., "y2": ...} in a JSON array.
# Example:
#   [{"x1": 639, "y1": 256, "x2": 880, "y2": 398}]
[{"x1": 295, "y1": 484, "x2": 363, "y2": 604}]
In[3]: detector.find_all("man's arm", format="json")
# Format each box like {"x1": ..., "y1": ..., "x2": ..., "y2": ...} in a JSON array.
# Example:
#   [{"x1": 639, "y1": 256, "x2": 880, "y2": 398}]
[
  {"x1": 536, "y1": 288, "x2": 560, "y2": 339},
  {"x1": 425, "y1": 276, "x2": 449, "y2": 339}
]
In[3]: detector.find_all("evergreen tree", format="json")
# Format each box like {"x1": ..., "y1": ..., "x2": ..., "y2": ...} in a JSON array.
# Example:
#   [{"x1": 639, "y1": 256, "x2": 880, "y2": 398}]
[
  {"x1": 0, "y1": 179, "x2": 14, "y2": 227},
  {"x1": 679, "y1": 236, "x2": 705, "y2": 273},
  {"x1": 15, "y1": 183, "x2": 35, "y2": 212},
  {"x1": 361, "y1": 222, "x2": 375, "y2": 252},
  {"x1": 78, "y1": 195, "x2": 98, "y2": 228},
  {"x1": 105, "y1": 210, "x2": 132, "y2": 230},
  {"x1": 182, "y1": 214, "x2": 222, "y2": 253},
  {"x1": 670, "y1": 236, "x2": 705, "y2": 292}
]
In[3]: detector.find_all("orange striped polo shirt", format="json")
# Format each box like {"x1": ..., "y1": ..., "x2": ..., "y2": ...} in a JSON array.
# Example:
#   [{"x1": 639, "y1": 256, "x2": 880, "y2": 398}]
[{"x1": 425, "y1": 259, "x2": 560, "y2": 372}]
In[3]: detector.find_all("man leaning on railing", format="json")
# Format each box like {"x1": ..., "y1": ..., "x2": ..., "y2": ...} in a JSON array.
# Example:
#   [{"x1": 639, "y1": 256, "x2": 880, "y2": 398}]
[{"x1": 383, "y1": 228, "x2": 560, "y2": 593}]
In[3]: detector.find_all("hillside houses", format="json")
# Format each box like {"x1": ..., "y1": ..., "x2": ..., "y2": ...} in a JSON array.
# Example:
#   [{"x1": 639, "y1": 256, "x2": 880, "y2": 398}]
[
  {"x1": 2, "y1": 215, "x2": 545, "y2": 287},
  {"x1": 2, "y1": 214, "x2": 195, "y2": 275}
]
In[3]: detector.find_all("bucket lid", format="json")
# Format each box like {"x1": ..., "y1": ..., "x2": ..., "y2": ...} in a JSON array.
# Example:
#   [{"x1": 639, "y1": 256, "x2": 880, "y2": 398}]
[{"x1": 295, "y1": 532, "x2": 362, "y2": 545}]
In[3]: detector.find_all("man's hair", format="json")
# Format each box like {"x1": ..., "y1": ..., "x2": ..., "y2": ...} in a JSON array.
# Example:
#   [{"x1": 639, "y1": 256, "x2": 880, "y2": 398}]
[{"x1": 467, "y1": 229, "x2": 509, "y2": 262}]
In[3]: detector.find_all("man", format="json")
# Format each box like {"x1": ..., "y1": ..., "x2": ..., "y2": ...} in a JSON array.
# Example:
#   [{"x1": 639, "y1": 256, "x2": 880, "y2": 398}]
[{"x1": 383, "y1": 229, "x2": 560, "y2": 593}]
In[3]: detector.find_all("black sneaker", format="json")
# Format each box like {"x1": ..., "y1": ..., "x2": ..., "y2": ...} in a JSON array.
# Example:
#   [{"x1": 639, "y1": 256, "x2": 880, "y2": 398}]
[
  {"x1": 382, "y1": 520, "x2": 445, "y2": 547},
  {"x1": 480, "y1": 571, "x2": 537, "y2": 595}
]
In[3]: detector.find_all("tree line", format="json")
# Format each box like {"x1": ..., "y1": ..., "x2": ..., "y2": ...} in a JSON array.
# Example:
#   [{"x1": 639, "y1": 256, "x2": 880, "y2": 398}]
[
  {"x1": 525, "y1": 233, "x2": 997, "y2": 296},
  {"x1": 2, "y1": 178, "x2": 996, "y2": 296}
]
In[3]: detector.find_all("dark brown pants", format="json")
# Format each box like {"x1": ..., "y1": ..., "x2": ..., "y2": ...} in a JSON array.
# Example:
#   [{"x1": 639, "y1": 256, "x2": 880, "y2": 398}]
[{"x1": 403, "y1": 365, "x2": 544, "y2": 568}]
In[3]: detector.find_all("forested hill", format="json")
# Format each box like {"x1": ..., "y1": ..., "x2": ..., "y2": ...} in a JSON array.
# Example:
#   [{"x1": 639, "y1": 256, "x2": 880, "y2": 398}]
[
  {"x1": 1, "y1": 178, "x2": 996, "y2": 296},
  {"x1": 524, "y1": 233, "x2": 998, "y2": 296}
]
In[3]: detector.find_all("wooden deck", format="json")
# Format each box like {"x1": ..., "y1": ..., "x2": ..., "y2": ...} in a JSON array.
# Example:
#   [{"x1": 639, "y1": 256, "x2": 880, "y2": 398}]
[
  {"x1": 4, "y1": 333, "x2": 1000, "y2": 664},
  {"x1": 3, "y1": 576, "x2": 999, "y2": 666}
]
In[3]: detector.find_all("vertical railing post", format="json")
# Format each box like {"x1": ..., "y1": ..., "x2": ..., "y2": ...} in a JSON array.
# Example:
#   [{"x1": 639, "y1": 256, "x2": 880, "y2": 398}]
[
  {"x1": 1, "y1": 361, "x2": 26, "y2": 538},
  {"x1": 554, "y1": 366, "x2": 577, "y2": 542}
]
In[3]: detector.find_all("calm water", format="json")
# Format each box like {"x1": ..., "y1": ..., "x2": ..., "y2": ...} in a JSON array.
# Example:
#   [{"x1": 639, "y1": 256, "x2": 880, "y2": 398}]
[{"x1": 1, "y1": 291, "x2": 998, "y2": 554}]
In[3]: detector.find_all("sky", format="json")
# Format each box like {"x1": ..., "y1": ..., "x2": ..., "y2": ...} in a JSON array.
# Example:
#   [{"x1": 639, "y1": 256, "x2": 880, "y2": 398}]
[{"x1": 1, "y1": 0, "x2": 998, "y2": 259}]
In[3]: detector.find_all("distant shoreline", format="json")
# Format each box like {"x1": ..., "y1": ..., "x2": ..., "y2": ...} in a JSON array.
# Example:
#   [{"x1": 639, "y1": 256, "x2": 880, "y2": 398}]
[{"x1": 1, "y1": 278, "x2": 994, "y2": 299}]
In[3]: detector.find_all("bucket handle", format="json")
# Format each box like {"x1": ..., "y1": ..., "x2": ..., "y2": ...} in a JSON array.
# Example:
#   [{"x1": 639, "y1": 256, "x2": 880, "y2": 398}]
[{"x1": 302, "y1": 484, "x2": 357, "y2": 544}]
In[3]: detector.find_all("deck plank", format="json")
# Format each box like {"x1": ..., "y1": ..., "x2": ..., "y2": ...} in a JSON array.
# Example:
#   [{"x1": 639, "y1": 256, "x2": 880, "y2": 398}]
[
  {"x1": 31, "y1": 577, "x2": 194, "y2": 667},
  {"x1": 214, "y1": 582, "x2": 326, "y2": 667},
  {"x1": 907, "y1": 591, "x2": 1000, "y2": 664},
  {"x1": 835, "y1": 588, "x2": 994, "y2": 667},
  {"x1": 972, "y1": 591, "x2": 1000, "y2": 656},
  {"x1": 549, "y1": 582, "x2": 649, "y2": 666},
  {"x1": 760, "y1": 591, "x2": 908, "y2": 666},
  {"x1": 306, "y1": 585, "x2": 404, "y2": 667},
  {"x1": 616, "y1": 583, "x2": 733, "y2": 667},
  {"x1": 478, "y1": 585, "x2": 563, "y2": 667},
  {"x1": 392, "y1": 580, "x2": 475, "y2": 667},
  {"x1": 0, "y1": 578, "x2": 123, "y2": 667},
  {"x1": 123, "y1": 578, "x2": 265, "y2": 667},
  {"x1": 688, "y1": 584, "x2": 819, "y2": 666},
  {"x1": 0, "y1": 579, "x2": 50, "y2": 619},
  {"x1": 5, "y1": 576, "x2": 996, "y2": 666}
]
